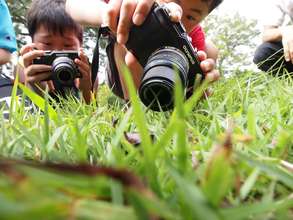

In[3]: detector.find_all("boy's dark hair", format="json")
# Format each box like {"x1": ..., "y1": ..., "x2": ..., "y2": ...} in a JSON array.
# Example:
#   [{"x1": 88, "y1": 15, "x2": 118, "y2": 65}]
[
  {"x1": 207, "y1": 0, "x2": 223, "y2": 12},
  {"x1": 27, "y1": 0, "x2": 83, "y2": 43}
]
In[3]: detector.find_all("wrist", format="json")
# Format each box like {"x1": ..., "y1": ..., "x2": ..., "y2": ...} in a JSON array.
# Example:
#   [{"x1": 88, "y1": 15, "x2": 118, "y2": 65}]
[
  {"x1": 279, "y1": 26, "x2": 286, "y2": 37},
  {"x1": 279, "y1": 25, "x2": 293, "y2": 38},
  {"x1": 79, "y1": 80, "x2": 92, "y2": 91}
]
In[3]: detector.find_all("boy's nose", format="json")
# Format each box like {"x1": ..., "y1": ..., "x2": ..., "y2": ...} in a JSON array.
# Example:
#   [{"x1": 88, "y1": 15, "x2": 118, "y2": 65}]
[
  {"x1": 51, "y1": 43, "x2": 65, "y2": 51},
  {"x1": 54, "y1": 47, "x2": 64, "y2": 51}
]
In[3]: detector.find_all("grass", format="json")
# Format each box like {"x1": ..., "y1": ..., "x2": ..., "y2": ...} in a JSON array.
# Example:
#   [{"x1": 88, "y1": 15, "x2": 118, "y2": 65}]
[{"x1": 0, "y1": 70, "x2": 292, "y2": 219}]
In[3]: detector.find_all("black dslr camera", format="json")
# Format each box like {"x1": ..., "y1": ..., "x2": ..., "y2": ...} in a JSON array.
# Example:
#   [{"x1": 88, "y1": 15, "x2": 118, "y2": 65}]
[
  {"x1": 33, "y1": 51, "x2": 81, "y2": 86},
  {"x1": 125, "y1": 2, "x2": 203, "y2": 111}
]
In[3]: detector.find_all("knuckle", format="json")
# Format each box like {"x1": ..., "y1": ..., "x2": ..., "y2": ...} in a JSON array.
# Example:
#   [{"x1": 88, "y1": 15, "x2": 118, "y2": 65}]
[
  {"x1": 122, "y1": 0, "x2": 133, "y2": 9},
  {"x1": 135, "y1": 2, "x2": 149, "y2": 16},
  {"x1": 118, "y1": 21, "x2": 128, "y2": 32}
]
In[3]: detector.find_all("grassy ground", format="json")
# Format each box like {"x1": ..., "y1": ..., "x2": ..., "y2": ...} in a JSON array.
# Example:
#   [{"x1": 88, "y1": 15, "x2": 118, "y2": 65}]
[{"x1": 0, "y1": 71, "x2": 292, "y2": 219}]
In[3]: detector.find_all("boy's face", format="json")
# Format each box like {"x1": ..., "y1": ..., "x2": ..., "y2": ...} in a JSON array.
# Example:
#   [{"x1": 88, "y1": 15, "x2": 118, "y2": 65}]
[
  {"x1": 33, "y1": 25, "x2": 81, "y2": 51},
  {"x1": 164, "y1": 0, "x2": 210, "y2": 32}
]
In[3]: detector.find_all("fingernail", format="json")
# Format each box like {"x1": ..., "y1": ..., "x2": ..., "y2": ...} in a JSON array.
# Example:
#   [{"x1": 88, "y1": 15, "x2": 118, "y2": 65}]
[
  {"x1": 133, "y1": 13, "x2": 144, "y2": 25},
  {"x1": 202, "y1": 61, "x2": 210, "y2": 70},
  {"x1": 174, "y1": 11, "x2": 181, "y2": 20}
]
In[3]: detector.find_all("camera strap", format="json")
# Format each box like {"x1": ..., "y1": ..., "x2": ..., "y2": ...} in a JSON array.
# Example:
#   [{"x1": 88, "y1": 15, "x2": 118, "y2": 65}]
[
  {"x1": 91, "y1": 29, "x2": 102, "y2": 90},
  {"x1": 91, "y1": 27, "x2": 124, "y2": 98}
]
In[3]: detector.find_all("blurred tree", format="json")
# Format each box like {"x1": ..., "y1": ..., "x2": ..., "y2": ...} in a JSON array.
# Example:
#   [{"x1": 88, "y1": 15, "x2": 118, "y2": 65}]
[
  {"x1": 6, "y1": 0, "x2": 31, "y2": 47},
  {"x1": 202, "y1": 12, "x2": 261, "y2": 75}
]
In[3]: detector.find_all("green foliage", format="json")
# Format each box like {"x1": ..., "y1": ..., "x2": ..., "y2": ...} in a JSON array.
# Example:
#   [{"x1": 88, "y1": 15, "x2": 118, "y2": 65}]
[
  {"x1": 2, "y1": 1, "x2": 293, "y2": 219},
  {"x1": 203, "y1": 12, "x2": 260, "y2": 74},
  {"x1": 6, "y1": 0, "x2": 31, "y2": 47},
  {"x1": 0, "y1": 71, "x2": 293, "y2": 219}
]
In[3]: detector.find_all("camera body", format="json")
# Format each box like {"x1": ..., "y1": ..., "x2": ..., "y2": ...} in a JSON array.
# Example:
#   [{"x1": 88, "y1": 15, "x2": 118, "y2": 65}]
[
  {"x1": 33, "y1": 51, "x2": 81, "y2": 86},
  {"x1": 125, "y1": 3, "x2": 203, "y2": 111}
]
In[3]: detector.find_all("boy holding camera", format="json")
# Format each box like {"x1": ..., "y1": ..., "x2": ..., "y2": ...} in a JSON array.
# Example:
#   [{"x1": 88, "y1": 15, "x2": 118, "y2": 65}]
[
  {"x1": 19, "y1": 0, "x2": 93, "y2": 104},
  {"x1": 66, "y1": 0, "x2": 222, "y2": 102}
]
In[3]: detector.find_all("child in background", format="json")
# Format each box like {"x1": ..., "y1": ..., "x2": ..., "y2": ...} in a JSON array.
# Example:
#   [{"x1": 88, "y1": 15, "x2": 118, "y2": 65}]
[
  {"x1": 254, "y1": 0, "x2": 293, "y2": 76},
  {"x1": 19, "y1": 0, "x2": 94, "y2": 104}
]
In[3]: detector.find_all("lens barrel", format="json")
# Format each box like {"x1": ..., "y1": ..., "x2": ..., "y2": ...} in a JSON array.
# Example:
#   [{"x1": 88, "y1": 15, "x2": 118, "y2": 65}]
[
  {"x1": 52, "y1": 57, "x2": 78, "y2": 85},
  {"x1": 139, "y1": 47, "x2": 189, "y2": 111}
]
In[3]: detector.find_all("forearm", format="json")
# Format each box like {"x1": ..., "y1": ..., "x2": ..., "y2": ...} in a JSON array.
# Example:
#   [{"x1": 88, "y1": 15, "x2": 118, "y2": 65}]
[
  {"x1": 66, "y1": 0, "x2": 106, "y2": 26},
  {"x1": 114, "y1": 44, "x2": 143, "y2": 100},
  {"x1": 79, "y1": 79, "x2": 93, "y2": 104},
  {"x1": 82, "y1": 90, "x2": 92, "y2": 104},
  {"x1": 205, "y1": 39, "x2": 218, "y2": 62},
  {"x1": 262, "y1": 26, "x2": 282, "y2": 42},
  {"x1": 0, "y1": 49, "x2": 11, "y2": 65}
]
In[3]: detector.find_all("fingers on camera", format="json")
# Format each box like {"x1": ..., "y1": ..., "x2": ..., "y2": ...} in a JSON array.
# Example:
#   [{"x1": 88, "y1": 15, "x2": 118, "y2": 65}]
[
  {"x1": 165, "y1": 2, "x2": 182, "y2": 22},
  {"x1": 106, "y1": 0, "x2": 123, "y2": 33},
  {"x1": 26, "y1": 70, "x2": 51, "y2": 83},
  {"x1": 206, "y1": 70, "x2": 220, "y2": 83},
  {"x1": 75, "y1": 59, "x2": 90, "y2": 75},
  {"x1": 197, "y1": 51, "x2": 208, "y2": 61},
  {"x1": 106, "y1": 0, "x2": 154, "y2": 44},
  {"x1": 117, "y1": 0, "x2": 137, "y2": 44},
  {"x1": 19, "y1": 43, "x2": 36, "y2": 56},
  {"x1": 133, "y1": 0, "x2": 155, "y2": 25},
  {"x1": 26, "y1": 65, "x2": 51, "y2": 75},
  {"x1": 22, "y1": 50, "x2": 45, "y2": 67},
  {"x1": 200, "y1": 58, "x2": 215, "y2": 71}
]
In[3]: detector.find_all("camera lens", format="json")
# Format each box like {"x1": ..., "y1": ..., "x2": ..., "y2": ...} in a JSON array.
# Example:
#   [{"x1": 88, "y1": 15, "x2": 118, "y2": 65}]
[
  {"x1": 52, "y1": 57, "x2": 78, "y2": 85},
  {"x1": 139, "y1": 47, "x2": 189, "y2": 111}
]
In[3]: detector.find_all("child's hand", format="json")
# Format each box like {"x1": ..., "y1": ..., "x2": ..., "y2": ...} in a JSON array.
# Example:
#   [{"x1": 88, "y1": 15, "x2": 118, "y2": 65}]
[
  {"x1": 106, "y1": 0, "x2": 155, "y2": 44},
  {"x1": 197, "y1": 51, "x2": 220, "y2": 83},
  {"x1": 20, "y1": 43, "x2": 52, "y2": 83},
  {"x1": 106, "y1": 0, "x2": 182, "y2": 44},
  {"x1": 197, "y1": 50, "x2": 220, "y2": 97},
  {"x1": 109, "y1": 1, "x2": 183, "y2": 76},
  {"x1": 75, "y1": 48, "x2": 92, "y2": 103}
]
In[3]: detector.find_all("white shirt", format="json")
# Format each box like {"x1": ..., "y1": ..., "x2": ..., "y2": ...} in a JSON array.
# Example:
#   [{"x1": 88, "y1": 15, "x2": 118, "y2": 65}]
[{"x1": 263, "y1": 0, "x2": 293, "y2": 27}]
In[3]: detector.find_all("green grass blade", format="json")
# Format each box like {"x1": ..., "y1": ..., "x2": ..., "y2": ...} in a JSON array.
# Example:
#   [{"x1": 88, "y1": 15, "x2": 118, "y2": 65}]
[{"x1": 18, "y1": 83, "x2": 57, "y2": 122}]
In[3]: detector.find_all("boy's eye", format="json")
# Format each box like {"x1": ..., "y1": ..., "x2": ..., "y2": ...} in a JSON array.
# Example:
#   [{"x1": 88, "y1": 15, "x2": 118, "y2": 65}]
[
  {"x1": 186, "y1": 15, "x2": 196, "y2": 21},
  {"x1": 43, "y1": 42, "x2": 51, "y2": 46}
]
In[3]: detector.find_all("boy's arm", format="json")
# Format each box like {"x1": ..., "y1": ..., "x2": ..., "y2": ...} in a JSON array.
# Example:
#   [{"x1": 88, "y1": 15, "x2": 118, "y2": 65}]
[
  {"x1": 262, "y1": 26, "x2": 282, "y2": 42},
  {"x1": 65, "y1": 0, "x2": 106, "y2": 26},
  {"x1": 0, "y1": 49, "x2": 11, "y2": 65},
  {"x1": 75, "y1": 49, "x2": 93, "y2": 104},
  {"x1": 66, "y1": 0, "x2": 155, "y2": 41},
  {"x1": 205, "y1": 39, "x2": 218, "y2": 62},
  {"x1": 263, "y1": 25, "x2": 293, "y2": 62}
]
